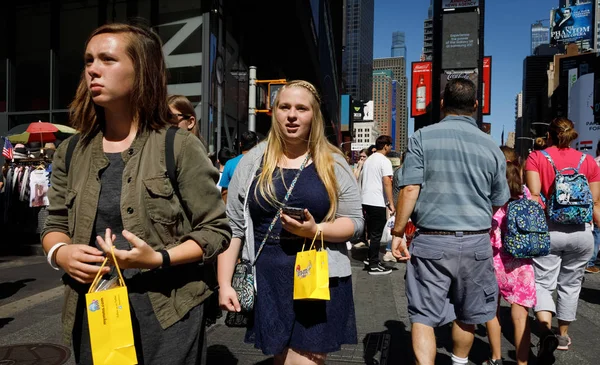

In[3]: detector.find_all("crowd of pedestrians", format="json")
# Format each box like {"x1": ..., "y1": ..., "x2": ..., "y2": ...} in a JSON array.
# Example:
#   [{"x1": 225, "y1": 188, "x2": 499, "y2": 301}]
[{"x1": 35, "y1": 21, "x2": 600, "y2": 365}]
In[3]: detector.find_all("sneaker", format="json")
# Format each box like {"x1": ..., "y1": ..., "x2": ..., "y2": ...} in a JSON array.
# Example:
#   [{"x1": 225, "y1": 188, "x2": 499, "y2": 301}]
[
  {"x1": 556, "y1": 334, "x2": 571, "y2": 351},
  {"x1": 537, "y1": 332, "x2": 558, "y2": 364},
  {"x1": 482, "y1": 359, "x2": 503, "y2": 365},
  {"x1": 368, "y1": 263, "x2": 392, "y2": 276},
  {"x1": 383, "y1": 251, "x2": 397, "y2": 262},
  {"x1": 363, "y1": 260, "x2": 369, "y2": 266},
  {"x1": 585, "y1": 266, "x2": 600, "y2": 274}
]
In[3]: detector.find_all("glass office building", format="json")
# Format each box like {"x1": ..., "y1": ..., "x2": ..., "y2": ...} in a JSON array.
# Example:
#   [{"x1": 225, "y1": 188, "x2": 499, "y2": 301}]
[{"x1": 0, "y1": 0, "x2": 343, "y2": 153}]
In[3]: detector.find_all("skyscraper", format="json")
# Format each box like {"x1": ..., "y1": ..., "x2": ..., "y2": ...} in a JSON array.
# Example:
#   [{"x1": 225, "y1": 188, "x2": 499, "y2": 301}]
[
  {"x1": 422, "y1": 0, "x2": 433, "y2": 60},
  {"x1": 343, "y1": 0, "x2": 375, "y2": 101},
  {"x1": 372, "y1": 70, "x2": 393, "y2": 137},
  {"x1": 531, "y1": 21, "x2": 549, "y2": 55},
  {"x1": 391, "y1": 31, "x2": 406, "y2": 58},
  {"x1": 373, "y1": 57, "x2": 408, "y2": 152}
]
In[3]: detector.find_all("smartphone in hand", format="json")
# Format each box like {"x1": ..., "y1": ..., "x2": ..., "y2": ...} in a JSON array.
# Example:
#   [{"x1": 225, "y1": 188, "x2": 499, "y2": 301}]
[{"x1": 282, "y1": 206, "x2": 306, "y2": 221}]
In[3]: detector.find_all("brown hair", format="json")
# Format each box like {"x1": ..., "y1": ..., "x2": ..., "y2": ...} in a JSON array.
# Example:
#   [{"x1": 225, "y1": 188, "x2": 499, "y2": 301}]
[
  {"x1": 533, "y1": 136, "x2": 547, "y2": 150},
  {"x1": 500, "y1": 146, "x2": 522, "y2": 198},
  {"x1": 548, "y1": 117, "x2": 578, "y2": 149},
  {"x1": 69, "y1": 23, "x2": 169, "y2": 144},
  {"x1": 167, "y1": 95, "x2": 197, "y2": 119}
]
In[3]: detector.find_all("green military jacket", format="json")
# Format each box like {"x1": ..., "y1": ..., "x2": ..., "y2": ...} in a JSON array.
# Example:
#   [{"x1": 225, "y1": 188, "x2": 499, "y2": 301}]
[{"x1": 42, "y1": 127, "x2": 231, "y2": 344}]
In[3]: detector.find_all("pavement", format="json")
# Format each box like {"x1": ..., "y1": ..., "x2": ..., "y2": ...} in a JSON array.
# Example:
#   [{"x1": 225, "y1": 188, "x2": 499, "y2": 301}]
[{"x1": 1, "y1": 248, "x2": 600, "y2": 365}]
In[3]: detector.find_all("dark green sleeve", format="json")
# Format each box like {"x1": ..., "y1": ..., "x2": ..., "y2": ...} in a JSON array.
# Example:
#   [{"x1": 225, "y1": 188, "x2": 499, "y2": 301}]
[{"x1": 176, "y1": 133, "x2": 232, "y2": 262}]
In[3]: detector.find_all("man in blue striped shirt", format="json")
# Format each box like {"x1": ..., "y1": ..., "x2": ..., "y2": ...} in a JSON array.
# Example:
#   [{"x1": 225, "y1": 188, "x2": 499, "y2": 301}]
[{"x1": 390, "y1": 78, "x2": 509, "y2": 365}]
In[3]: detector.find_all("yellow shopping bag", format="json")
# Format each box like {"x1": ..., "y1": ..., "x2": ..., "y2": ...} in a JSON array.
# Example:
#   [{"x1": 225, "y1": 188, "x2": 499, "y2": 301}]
[
  {"x1": 85, "y1": 247, "x2": 137, "y2": 365},
  {"x1": 293, "y1": 229, "x2": 330, "y2": 301}
]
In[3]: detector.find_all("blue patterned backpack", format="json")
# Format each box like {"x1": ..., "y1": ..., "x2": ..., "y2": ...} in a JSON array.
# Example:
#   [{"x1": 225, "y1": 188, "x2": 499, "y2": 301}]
[
  {"x1": 541, "y1": 150, "x2": 593, "y2": 225},
  {"x1": 504, "y1": 197, "x2": 550, "y2": 258}
]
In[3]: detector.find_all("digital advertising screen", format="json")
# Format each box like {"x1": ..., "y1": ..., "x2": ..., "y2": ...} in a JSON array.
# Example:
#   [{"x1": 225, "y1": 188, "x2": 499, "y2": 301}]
[
  {"x1": 441, "y1": 11, "x2": 479, "y2": 70},
  {"x1": 440, "y1": 68, "x2": 479, "y2": 118},
  {"x1": 411, "y1": 62, "x2": 432, "y2": 118}
]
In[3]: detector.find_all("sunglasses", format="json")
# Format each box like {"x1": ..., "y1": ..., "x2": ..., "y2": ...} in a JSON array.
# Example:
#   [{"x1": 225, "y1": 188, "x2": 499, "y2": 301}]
[{"x1": 168, "y1": 113, "x2": 191, "y2": 120}]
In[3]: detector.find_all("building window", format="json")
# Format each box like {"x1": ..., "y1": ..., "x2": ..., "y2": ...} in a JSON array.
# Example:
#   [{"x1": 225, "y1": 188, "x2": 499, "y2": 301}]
[
  {"x1": 14, "y1": 2, "x2": 51, "y2": 111},
  {"x1": 56, "y1": 1, "x2": 100, "y2": 110}
]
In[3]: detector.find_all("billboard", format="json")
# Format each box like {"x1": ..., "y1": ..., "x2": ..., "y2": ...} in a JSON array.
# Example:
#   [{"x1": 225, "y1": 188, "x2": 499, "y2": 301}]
[
  {"x1": 569, "y1": 73, "x2": 599, "y2": 154},
  {"x1": 550, "y1": 3, "x2": 594, "y2": 50},
  {"x1": 442, "y1": 12, "x2": 479, "y2": 70},
  {"x1": 482, "y1": 56, "x2": 492, "y2": 115},
  {"x1": 391, "y1": 80, "x2": 397, "y2": 150},
  {"x1": 352, "y1": 100, "x2": 374, "y2": 121},
  {"x1": 411, "y1": 62, "x2": 433, "y2": 117},
  {"x1": 340, "y1": 95, "x2": 351, "y2": 132},
  {"x1": 442, "y1": 0, "x2": 479, "y2": 9},
  {"x1": 440, "y1": 68, "x2": 479, "y2": 118}
]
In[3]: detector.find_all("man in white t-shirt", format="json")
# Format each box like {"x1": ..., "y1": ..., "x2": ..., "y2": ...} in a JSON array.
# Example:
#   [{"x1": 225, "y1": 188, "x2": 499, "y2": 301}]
[{"x1": 361, "y1": 135, "x2": 395, "y2": 275}]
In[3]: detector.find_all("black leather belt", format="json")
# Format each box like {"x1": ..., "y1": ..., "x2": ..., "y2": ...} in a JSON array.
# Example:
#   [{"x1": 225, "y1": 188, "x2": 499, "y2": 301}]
[{"x1": 418, "y1": 228, "x2": 489, "y2": 236}]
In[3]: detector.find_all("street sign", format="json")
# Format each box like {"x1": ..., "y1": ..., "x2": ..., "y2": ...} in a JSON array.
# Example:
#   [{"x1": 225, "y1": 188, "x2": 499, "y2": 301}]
[{"x1": 351, "y1": 142, "x2": 371, "y2": 151}]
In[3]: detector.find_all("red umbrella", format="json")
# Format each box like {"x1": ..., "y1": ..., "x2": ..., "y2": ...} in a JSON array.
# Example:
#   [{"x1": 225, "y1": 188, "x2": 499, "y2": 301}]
[
  {"x1": 26, "y1": 121, "x2": 59, "y2": 134},
  {"x1": 26, "y1": 121, "x2": 59, "y2": 144}
]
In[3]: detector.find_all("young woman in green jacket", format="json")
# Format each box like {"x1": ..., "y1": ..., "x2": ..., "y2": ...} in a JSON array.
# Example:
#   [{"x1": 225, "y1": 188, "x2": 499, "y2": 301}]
[{"x1": 42, "y1": 22, "x2": 230, "y2": 364}]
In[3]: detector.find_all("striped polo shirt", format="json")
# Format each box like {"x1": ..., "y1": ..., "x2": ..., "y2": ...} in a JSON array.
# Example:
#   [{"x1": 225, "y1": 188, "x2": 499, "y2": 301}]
[{"x1": 400, "y1": 115, "x2": 509, "y2": 231}]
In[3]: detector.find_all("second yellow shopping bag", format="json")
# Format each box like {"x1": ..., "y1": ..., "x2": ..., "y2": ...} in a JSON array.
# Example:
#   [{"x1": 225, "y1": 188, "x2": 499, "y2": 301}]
[
  {"x1": 85, "y1": 247, "x2": 137, "y2": 365},
  {"x1": 293, "y1": 228, "x2": 330, "y2": 301}
]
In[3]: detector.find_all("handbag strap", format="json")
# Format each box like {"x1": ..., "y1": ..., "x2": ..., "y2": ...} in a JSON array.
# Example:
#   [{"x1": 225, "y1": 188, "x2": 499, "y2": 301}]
[{"x1": 253, "y1": 153, "x2": 311, "y2": 265}]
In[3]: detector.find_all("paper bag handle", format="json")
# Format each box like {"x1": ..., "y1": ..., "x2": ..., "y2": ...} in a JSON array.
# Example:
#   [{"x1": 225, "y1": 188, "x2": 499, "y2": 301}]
[
  {"x1": 88, "y1": 245, "x2": 126, "y2": 293},
  {"x1": 301, "y1": 226, "x2": 325, "y2": 252}
]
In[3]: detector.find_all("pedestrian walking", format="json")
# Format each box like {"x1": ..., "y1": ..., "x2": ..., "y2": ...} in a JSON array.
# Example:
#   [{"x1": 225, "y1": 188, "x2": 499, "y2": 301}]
[
  {"x1": 483, "y1": 146, "x2": 536, "y2": 365},
  {"x1": 525, "y1": 117, "x2": 600, "y2": 357},
  {"x1": 361, "y1": 135, "x2": 395, "y2": 275},
  {"x1": 42, "y1": 22, "x2": 231, "y2": 364},
  {"x1": 167, "y1": 94, "x2": 209, "y2": 151},
  {"x1": 391, "y1": 78, "x2": 510, "y2": 365},
  {"x1": 586, "y1": 140, "x2": 600, "y2": 274},
  {"x1": 219, "y1": 131, "x2": 258, "y2": 203},
  {"x1": 218, "y1": 80, "x2": 362, "y2": 365}
]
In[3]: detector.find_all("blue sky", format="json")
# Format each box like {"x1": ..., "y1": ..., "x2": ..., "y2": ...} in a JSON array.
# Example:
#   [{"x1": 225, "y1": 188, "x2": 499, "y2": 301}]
[{"x1": 374, "y1": 0, "x2": 558, "y2": 144}]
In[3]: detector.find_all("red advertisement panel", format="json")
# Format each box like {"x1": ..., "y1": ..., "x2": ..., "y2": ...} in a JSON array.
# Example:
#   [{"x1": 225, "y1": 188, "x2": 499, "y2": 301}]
[
  {"x1": 482, "y1": 56, "x2": 492, "y2": 115},
  {"x1": 411, "y1": 62, "x2": 432, "y2": 117}
]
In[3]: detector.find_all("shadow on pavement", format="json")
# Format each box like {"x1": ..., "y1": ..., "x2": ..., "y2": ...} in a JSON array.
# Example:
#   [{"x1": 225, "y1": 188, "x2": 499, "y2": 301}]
[
  {"x1": 579, "y1": 287, "x2": 600, "y2": 305},
  {"x1": 363, "y1": 320, "x2": 413, "y2": 365},
  {"x1": 0, "y1": 318, "x2": 14, "y2": 329},
  {"x1": 0, "y1": 278, "x2": 36, "y2": 300},
  {"x1": 206, "y1": 344, "x2": 239, "y2": 365}
]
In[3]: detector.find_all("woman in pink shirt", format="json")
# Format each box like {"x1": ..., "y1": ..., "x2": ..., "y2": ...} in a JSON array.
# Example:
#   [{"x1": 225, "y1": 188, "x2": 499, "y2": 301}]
[{"x1": 526, "y1": 117, "x2": 600, "y2": 359}]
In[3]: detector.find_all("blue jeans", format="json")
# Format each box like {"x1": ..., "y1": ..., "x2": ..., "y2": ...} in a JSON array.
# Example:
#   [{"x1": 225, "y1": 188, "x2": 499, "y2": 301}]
[{"x1": 589, "y1": 226, "x2": 600, "y2": 267}]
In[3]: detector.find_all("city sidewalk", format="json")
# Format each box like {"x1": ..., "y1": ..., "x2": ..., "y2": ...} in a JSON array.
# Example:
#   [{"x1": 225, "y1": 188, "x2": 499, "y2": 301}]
[{"x1": 1, "y1": 250, "x2": 600, "y2": 364}]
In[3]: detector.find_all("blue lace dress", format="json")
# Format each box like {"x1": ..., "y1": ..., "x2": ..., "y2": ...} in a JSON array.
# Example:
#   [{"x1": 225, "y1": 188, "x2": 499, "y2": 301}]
[{"x1": 245, "y1": 163, "x2": 357, "y2": 355}]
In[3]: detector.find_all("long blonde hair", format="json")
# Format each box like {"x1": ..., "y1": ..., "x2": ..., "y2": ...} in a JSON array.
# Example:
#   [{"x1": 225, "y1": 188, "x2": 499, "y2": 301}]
[{"x1": 255, "y1": 80, "x2": 343, "y2": 221}]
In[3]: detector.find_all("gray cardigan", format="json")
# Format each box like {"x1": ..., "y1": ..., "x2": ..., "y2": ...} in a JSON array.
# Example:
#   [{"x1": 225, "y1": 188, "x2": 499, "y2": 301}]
[{"x1": 225, "y1": 142, "x2": 364, "y2": 278}]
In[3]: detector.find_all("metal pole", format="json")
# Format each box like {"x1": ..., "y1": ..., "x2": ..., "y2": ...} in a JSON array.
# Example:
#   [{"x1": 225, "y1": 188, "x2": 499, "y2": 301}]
[{"x1": 248, "y1": 66, "x2": 257, "y2": 132}]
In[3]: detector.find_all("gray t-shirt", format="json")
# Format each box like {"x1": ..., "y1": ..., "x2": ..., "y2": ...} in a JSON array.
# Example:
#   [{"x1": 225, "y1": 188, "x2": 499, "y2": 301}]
[{"x1": 400, "y1": 115, "x2": 509, "y2": 231}]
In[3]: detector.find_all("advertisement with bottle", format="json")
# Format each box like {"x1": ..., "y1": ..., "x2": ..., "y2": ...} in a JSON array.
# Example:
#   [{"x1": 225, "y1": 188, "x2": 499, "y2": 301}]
[
  {"x1": 482, "y1": 56, "x2": 491, "y2": 115},
  {"x1": 411, "y1": 61, "x2": 432, "y2": 117}
]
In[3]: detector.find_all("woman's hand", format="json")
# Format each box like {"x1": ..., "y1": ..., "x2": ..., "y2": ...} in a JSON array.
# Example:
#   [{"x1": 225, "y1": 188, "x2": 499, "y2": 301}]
[
  {"x1": 54, "y1": 244, "x2": 110, "y2": 284},
  {"x1": 219, "y1": 284, "x2": 241, "y2": 312},
  {"x1": 281, "y1": 209, "x2": 318, "y2": 239},
  {"x1": 96, "y1": 228, "x2": 162, "y2": 270}
]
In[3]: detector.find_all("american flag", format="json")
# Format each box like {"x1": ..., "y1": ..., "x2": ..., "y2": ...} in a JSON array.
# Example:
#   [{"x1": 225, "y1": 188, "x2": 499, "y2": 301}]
[{"x1": 2, "y1": 138, "x2": 13, "y2": 160}]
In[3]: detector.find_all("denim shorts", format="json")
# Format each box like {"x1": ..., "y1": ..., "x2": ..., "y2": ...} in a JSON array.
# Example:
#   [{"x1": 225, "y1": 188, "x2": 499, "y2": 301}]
[{"x1": 405, "y1": 232, "x2": 498, "y2": 327}]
